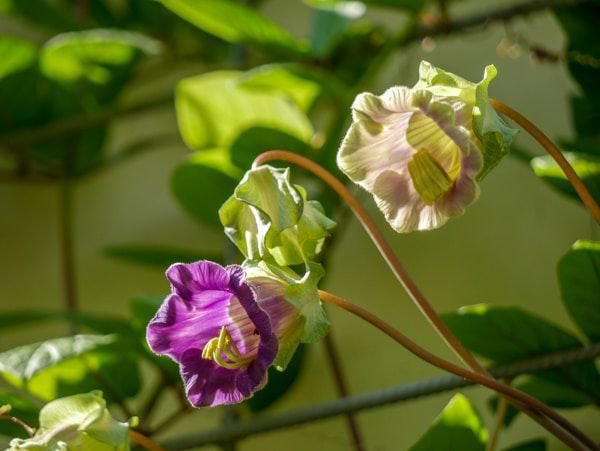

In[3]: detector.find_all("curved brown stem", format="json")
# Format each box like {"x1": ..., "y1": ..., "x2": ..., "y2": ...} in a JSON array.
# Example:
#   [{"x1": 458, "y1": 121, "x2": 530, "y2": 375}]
[
  {"x1": 253, "y1": 150, "x2": 486, "y2": 374},
  {"x1": 252, "y1": 151, "x2": 596, "y2": 449},
  {"x1": 319, "y1": 290, "x2": 597, "y2": 451},
  {"x1": 491, "y1": 98, "x2": 600, "y2": 225},
  {"x1": 129, "y1": 430, "x2": 166, "y2": 451}
]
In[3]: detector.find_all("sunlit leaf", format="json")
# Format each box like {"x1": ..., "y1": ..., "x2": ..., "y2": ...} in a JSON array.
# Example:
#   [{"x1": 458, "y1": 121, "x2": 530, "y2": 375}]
[
  {"x1": 0, "y1": 37, "x2": 37, "y2": 80},
  {"x1": 160, "y1": 0, "x2": 307, "y2": 55},
  {"x1": 531, "y1": 152, "x2": 600, "y2": 204},
  {"x1": 176, "y1": 70, "x2": 313, "y2": 151},
  {"x1": 558, "y1": 240, "x2": 600, "y2": 341},
  {"x1": 172, "y1": 148, "x2": 242, "y2": 228},
  {"x1": 0, "y1": 335, "x2": 140, "y2": 403},
  {"x1": 40, "y1": 29, "x2": 160, "y2": 102},
  {"x1": 240, "y1": 64, "x2": 323, "y2": 112},
  {"x1": 408, "y1": 394, "x2": 487, "y2": 451},
  {"x1": 104, "y1": 244, "x2": 222, "y2": 268}
]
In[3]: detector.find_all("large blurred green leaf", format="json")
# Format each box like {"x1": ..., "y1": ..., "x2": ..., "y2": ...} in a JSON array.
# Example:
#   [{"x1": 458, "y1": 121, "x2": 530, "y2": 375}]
[
  {"x1": 240, "y1": 64, "x2": 323, "y2": 112},
  {"x1": 230, "y1": 127, "x2": 312, "y2": 170},
  {"x1": 0, "y1": 390, "x2": 39, "y2": 439},
  {"x1": 0, "y1": 37, "x2": 37, "y2": 80},
  {"x1": 40, "y1": 29, "x2": 161, "y2": 103},
  {"x1": 160, "y1": 0, "x2": 307, "y2": 55},
  {"x1": 408, "y1": 394, "x2": 487, "y2": 451},
  {"x1": 247, "y1": 344, "x2": 307, "y2": 412},
  {"x1": 104, "y1": 244, "x2": 222, "y2": 268},
  {"x1": 558, "y1": 240, "x2": 600, "y2": 342},
  {"x1": 442, "y1": 305, "x2": 600, "y2": 402},
  {"x1": 531, "y1": 152, "x2": 600, "y2": 204},
  {"x1": 309, "y1": 1, "x2": 365, "y2": 58},
  {"x1": 0, "y1": 335, "x2": 116, "y2": 380},
  {"x1": 0, "y1": 335, "x2": 140, "y2": 403},
  {"x1": 172, "y1": 149, "x2": 242, "y2": 228},
  {"x1": 0, "y1": 37, "x2": 40, "y2": 130},
  {"x1": 176, "y1": 71, "x2": 313, "y2": 151}
]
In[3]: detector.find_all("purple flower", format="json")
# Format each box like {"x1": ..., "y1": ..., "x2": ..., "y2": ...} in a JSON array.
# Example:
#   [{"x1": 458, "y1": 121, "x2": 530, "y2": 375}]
[{"x1": 146, "y1": 261, "x2": 285, "y2": 407}]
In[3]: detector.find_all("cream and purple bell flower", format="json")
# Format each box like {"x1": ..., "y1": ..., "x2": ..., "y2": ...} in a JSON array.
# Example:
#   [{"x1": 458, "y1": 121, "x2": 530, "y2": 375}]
[{"x1": 337, "y1": 61, "x2": 517, "y2": 233}]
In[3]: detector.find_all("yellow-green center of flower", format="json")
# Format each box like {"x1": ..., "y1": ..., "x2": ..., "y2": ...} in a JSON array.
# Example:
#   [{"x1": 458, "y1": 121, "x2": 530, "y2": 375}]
[
  {"x1": 202, "y1": 326, "x2": 253, "y2": 370},
  {"x1": 407, "y1": 149, "x2": 454, "y2": 205}
]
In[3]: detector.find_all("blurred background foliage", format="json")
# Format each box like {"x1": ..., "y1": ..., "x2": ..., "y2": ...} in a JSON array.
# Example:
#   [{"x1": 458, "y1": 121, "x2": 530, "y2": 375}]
[{"x1": 0, "y1": 0, "x2": 598, "y2": 450}]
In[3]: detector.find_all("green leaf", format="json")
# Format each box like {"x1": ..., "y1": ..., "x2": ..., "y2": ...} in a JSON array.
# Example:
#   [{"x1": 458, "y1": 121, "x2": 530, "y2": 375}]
[
  {"x1": 159, "y1": 0, "x2": 307, "y2": 55},
  {"x1": 240, "y1": 64, "x2": 323, "y2": 112},
  {"x1": 531, "y1": 153, "x2": 600, "y2": 204},
  {"x1": 0, "y1": 335, "x2": 140, "y2": 403},
  {"x1": 503, "y1": 439, "x2": 546, "y2": 451},
  {"x1": 558, "y1": 240, "x2": 600, "y2": 341},
  {"x1": 246, "y1": 344, "x2": 307, "y2": 412},
  {"x1": 0, "y1": 37, "x2": 37, "y2": 80},
  {"x1": 176, "y1": 70, "x2": 313, "y2": 152},
  {"x1": 408, "y1": 394, "x2": 487, "y2": 451},
  {"x1": 104, "y1": 244, "x2": 222, "y2": 268},
  {"x1": 230, "y1": 127, "x2": 312, "y2": 170},
  {"x1": 308, "y1": 1, "x2": 366, "y2": 57},
  {"x1": 0, "y1": 390, "x2": 39, "y2": 439},
  {"x1": 40, "y1": 29, "x2": 160, "y2": 103},
  {"x1": 442, "y1": 305, "x2": 600, "y2": 403},
  {"x1": 489, "y1": 376, "x2": 593, "y2": 427},
  {"x1": 0, "y1": 335, "x2": 116, "y2": 381},
  {"x1": 171, "y1": 148, "x2": 242, "y2": 228}
]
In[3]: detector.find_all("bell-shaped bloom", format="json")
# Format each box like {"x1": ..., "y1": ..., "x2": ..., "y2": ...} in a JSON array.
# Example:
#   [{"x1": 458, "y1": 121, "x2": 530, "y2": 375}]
[
  {"x1": 337, "y1": 61, "x2": 517, "y2": 233},
  {"x1": 146, "y1": 260, "x2": 305, "y2": 407},
  {"x1": 7, "y1": 391, "x2": 135, "y2": 450}
]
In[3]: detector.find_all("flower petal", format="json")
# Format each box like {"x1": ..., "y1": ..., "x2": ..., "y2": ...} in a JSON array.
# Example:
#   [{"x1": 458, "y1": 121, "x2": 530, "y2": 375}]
[{"x1": 166, "y1": 261, "x2": 230, "y2": 299}]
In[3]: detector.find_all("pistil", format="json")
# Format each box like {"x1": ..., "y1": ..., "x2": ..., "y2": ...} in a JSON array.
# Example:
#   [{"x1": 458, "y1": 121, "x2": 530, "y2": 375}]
[{"x1": 202, "y1": 326, "x2": 253, "y2": 370}]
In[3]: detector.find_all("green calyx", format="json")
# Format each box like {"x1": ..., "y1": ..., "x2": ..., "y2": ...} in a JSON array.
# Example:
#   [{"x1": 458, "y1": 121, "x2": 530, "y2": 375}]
[
  {"x1": 414, "y1": 61, "x2": 518, "y2": 180},
  {"x1": 408, "y1": 149, "x2": 454, "y2": 205},
  {"x1": 219, "y1": 165, "x2": 336, "y2": 266}
]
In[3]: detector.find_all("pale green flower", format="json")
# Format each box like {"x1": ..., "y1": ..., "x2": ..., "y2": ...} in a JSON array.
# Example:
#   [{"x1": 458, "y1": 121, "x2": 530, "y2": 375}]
[
  {"x1": 337, "y1": 61, "x2": 517, "y2": 233},
  {"x1": 7, "y1": 391, "x2": 135, "y2": 451}
]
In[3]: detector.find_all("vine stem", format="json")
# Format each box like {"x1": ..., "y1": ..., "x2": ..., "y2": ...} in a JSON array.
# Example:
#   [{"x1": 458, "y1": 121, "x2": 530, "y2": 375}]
[
  {"x1": 129, "y1": 430, "x2": 166, "y2": 451},
  {"x1": 487, "y1": 389, "x2": 510, "y2": 451},
  {"x1": 253, "y1": 151, "x2": 487, "y2": 372},
  {"x1": 318, "y1": 290, "x2": 597, "y2": 451},
  {"x1": 491, "y1": 98, "x2": 600, "y2": 224},
  {"x1": 252, "y1": 151, "x2": 596, "y2": 450}
]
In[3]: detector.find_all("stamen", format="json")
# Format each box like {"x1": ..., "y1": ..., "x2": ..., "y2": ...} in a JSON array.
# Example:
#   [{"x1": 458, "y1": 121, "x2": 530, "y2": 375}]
[
  {"x1": 201, "y1": 326, "x2": 253, "y2": 370},
  {"x1": 408, "y1": 148, "x2": 454, "y2": 205}
]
